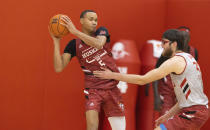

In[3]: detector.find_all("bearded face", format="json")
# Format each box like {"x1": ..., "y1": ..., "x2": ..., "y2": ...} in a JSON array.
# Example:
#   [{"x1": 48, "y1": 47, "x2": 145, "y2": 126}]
[
  {"x1": 162, "y1": 45, "x2": 173, "y2": 57},
  {"x1": 161, "y1": 39, "x2": 174, "y2": 57}
]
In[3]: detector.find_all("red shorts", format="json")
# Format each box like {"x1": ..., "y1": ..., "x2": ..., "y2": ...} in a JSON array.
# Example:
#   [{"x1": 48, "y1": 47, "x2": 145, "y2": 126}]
[
  {"x1": 84, "y1": 87, "x2": 125, "y2": 117},
  {"x1": 162, "y1": 105, "x2": 210, "y2": 130}
]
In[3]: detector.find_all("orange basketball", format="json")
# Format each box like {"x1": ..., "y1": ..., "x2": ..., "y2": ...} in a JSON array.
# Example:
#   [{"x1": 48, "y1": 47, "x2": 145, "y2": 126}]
[{"x1": 49, "y1": 14, "x2": 69, "y2": 38}]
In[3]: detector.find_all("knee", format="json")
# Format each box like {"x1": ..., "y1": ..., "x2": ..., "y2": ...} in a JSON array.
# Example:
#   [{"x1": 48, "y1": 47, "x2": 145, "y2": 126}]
[{"x1": 86, "y1": 110, "x2": 99, "y2": 130}]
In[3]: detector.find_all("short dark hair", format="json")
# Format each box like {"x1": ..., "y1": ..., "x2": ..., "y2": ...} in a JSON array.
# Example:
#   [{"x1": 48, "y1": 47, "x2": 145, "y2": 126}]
[
  {"x1": 80, "y1": 10, "x2": 96, "y2": 18},
  {"x1": 162, "y1": 29, "x2": 185, "y2": 51}
]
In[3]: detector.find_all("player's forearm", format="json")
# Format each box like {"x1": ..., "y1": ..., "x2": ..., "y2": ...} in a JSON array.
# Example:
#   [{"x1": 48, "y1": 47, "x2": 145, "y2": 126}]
[
  {"x1": 110, "y1": 72, "x2": 146, "y2": 85},
  {"x1": 100, "y1": 68, "x2": 165, "y2": 85},
  {"x1": 111, "y1": 68, "x2": 166, "y2": 85},
  {"x1": 141, "y1": 68, "x2": 166, "y2": 84},
  {"x1": 164, "y1": 103, "x2": 180, "y2": 119},
  {"x1": 73, "y1": 30, "x2": 103, "y2": 49},
  {"x1": 53, "y1": 43, "x2": 64, "y2": 72}
]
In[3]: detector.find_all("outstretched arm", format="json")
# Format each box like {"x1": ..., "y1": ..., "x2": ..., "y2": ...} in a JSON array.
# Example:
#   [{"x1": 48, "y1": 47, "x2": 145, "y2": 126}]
[
  {"x1": 61, "y1": 16, "x2": 106, "y2": 49},
  {"x1": 94, "y1": 68, "x2": 166, "y2": 85},
  {"x1": 94, "y1": 56, "x2": 185, "y2": 85}
]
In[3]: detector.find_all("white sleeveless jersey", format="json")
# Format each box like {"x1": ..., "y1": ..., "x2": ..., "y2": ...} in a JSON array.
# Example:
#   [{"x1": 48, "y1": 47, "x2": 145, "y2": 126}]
[{"x1": 170, "y1": 52, "x2": 208, "y2": 108}]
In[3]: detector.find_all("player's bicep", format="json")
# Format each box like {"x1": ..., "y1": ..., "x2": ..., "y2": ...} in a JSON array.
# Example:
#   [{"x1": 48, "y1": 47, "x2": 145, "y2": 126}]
[
  {"x1": 157, "y1": 58, "x2": 178, "y2": 76},
  {"x1": 96, "y1": 35, "x2": 107, "y2": 47},
  {"x1": 62, "y1": 53, "x2": 71, "y2": 68},
  {"x1": 140, "y1": 58, "x2": 179, "y2": 84}
]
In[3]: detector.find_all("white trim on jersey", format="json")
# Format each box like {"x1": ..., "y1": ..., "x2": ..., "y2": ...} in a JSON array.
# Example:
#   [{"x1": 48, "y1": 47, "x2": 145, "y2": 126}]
[
  {"x1": 82, "y1": 69, "x2": 91, "y2": 73},
  {"x1": 84, "y1": 90, "x2": 89, "y2": 95}
]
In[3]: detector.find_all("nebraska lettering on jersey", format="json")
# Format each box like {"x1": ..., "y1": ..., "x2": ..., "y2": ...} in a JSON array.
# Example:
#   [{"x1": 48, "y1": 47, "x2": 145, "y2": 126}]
[
  {"x1": 82, "y1": 47, "x2": 99, "y2": 59},
  {"x1": 81, "y1": 47, "x2": 107, "y2": 67},
  {"x1": 79, "y1": 45, "x2": 107, "y2": 66}
]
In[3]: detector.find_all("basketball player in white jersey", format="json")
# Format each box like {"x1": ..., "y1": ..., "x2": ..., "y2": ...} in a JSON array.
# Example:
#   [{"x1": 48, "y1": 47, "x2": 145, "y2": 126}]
[{"x1": 94, "y1": 29, "x2": 209, "y2": 130}]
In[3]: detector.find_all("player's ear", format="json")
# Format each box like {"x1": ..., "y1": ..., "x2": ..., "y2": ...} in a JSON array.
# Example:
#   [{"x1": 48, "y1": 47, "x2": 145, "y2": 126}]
[
  {"x1": 174, "y1": 42, "x2": 177, "y2": 47},
  {"x1": 80, "y1": 18, "x2": 84, "y2": 24},
  {"x1": 172, "y1": 41, "x2": 177, "y2": 49}
]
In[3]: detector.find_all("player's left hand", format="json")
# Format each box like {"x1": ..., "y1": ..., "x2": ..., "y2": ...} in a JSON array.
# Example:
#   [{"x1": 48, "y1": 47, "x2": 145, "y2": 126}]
[
  {"x1": 155, "y1": 114, "x2": 168, "y2": 127},
  {"x1": 48, "y1": 26, "x2": 61, "y2": 43},
  {"x1": 60, "y1": 15, "x2": 78, "y2": 35},
  {"x1": 93, "y1": 67, "x2": 113, "y2": 79}
]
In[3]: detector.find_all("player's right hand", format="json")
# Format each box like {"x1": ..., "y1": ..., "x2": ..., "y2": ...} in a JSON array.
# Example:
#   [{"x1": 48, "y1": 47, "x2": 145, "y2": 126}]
[{"x1": 60, "y1": 15, "x2": 77, "y2": 35}]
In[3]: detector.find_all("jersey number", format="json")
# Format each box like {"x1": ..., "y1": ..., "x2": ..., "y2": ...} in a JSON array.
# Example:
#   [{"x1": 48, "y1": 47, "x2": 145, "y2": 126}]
[
  {"x1": 193, "y1": 61, "x2": 200, "y2": 72},
  {"x1": 188, "y1": 55, "x2": 200, "y2": 72}
]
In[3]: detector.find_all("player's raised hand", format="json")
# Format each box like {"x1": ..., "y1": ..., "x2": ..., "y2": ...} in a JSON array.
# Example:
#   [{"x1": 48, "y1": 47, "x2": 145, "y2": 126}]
[
  {"x1": 93, "y1": 67, "x2": 113, "y2": 79},
  {"x1": 60, "y1": 15, "x2": 77, "y2": 35}
]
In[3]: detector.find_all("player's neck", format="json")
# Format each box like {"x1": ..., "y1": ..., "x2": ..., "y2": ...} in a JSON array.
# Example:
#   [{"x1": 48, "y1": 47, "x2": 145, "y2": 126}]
[
  {"x1": 175, "y1": 50, "x2": 183, "y2": 53},
  {"x1": 82, "y1": 28, "x2": 93, "y2": 36},
  {"x1": 173, "y1": 50, "x2": 183, "y2": 56}
]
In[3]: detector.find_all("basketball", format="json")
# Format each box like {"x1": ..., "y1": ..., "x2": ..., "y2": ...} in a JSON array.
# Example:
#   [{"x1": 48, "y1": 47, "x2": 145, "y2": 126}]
[{"x1": 49, "y1": 14, "x2": 69, "y2": 38}]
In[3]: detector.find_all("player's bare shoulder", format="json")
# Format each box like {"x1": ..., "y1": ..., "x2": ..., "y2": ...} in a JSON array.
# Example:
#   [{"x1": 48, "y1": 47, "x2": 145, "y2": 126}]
[
  {"x1": 173, "y1": 55, "x2": 186, "y2": 65},
  {"x1": 157, "y1": 55, "x2": 186, "y2": 75},
  {"x1": 171, "y1": 55, "x2": 186, "y2": 74}
]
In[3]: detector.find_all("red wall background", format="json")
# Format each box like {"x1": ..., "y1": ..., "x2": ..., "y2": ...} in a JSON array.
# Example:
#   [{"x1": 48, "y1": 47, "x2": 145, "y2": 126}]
[{"x1": 0, "y1": 0, "x2": 210, "y2": 129}]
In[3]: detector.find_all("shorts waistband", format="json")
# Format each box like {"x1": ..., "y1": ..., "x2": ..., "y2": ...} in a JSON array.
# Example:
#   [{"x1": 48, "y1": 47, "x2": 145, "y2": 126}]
[
  {"x1": 85, "y1": 86, "x2": 118, "y2": 90},
  {"x1": 184, "y1": 104, "x2": 209, "y2": 109}
]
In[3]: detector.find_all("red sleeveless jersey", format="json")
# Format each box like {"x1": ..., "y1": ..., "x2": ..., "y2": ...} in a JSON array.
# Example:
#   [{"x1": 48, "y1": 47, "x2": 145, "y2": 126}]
[{"x1": 75, "y1": 39, "x2": 119, "y2": 89}]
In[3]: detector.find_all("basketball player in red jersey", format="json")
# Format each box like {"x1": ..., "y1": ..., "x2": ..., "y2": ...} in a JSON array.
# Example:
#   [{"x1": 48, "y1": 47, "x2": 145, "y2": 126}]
[
  {"x1": 49, "y1": 10, "x2": 126, "y2": 130},
  {"x1": 94, "y1": 29, "x2": 209, "y2": 130}
]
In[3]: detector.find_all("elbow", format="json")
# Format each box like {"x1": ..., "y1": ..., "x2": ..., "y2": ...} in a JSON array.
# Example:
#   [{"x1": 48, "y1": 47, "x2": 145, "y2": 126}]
[
  {"x1": 140, "y1": 82, "x2": 147, "y2": 86},
  {"x1": 137, "y1": 81, "x2": 146, "y2": 85},
  {"x1": 95, "y1": 44, "x2": 103, "y2": 49},
  {"x1": 95, "y1": 41, "x2": 104, "y2": 49},
  {"x1": 136, "y1": 79, "x2": 147, "y2": 85}
]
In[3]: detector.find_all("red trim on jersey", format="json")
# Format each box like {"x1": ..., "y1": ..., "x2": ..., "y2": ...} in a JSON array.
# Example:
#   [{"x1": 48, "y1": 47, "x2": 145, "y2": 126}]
[
  {"x1": 186, "y1": 89, "x2": 191, "y2": 99},
  {"x1": 174, "y1": 55, "x2": 187, "y2": 75},
  {"x1": 180, "y1": 78, "x2": 187, "y2": 88}
]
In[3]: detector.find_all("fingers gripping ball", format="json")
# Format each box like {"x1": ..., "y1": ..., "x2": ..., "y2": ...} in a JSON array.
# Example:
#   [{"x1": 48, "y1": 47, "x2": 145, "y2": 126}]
[{"x1": 49, "y1": 14, "x2": 69, "y2": 38}]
